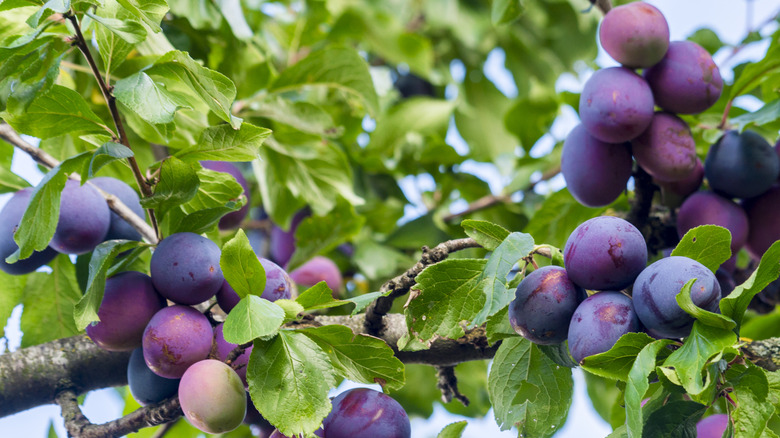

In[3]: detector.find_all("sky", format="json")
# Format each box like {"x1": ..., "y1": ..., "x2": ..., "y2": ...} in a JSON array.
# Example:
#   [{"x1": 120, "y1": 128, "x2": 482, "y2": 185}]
[{"x1": 1, "y1": 1, "x2": 779, "y2": 437}]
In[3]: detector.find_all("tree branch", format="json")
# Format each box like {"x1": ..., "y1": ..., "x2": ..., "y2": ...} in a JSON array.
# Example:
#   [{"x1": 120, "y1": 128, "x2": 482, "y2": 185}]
[
  {"x1": 435, "y1": 366, "x2": 469, "y2": 406},
  {"x1": 591, "y1": 0, "x2": 612, "y2": 14}
]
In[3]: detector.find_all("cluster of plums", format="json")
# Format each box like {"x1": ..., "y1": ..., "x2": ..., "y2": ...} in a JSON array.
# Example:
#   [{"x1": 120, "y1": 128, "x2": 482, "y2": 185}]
[
  {"x1": 508, "y1": 216, "x2": 721, "y2": 363},
  {"x1": 562, "y1": 2, "x2": 723, "y2": 208}
]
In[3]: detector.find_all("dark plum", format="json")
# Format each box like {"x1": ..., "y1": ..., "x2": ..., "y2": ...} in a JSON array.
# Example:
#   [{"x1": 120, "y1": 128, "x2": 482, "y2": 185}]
[
  {"x1": 244, "y1": 394, "x2": 274, "y2": 437},
  {"x1": 676, "y1": 191, "x2": 749, "y2": 253},
  {"x1": 705, "y1": 130, "x2": 779, "y2": 199},
  {"x1": 322, "y1": 388, "x2": 411, "y2": 438},
  {"x1": 743, "y1": 185, "x2": 780, "y2": 258},
  {"x1": 217, "y1": 257, "x2": 294, "y2": 313},
  {"x1": 51, "y1": 179, "x2": 110, "y2": 254},
  {"x1": 289, "y1": 256, "x2": 342, "y2": 293},
  {"x1": 561, "y1": 124, "x2": 632, "y2": 207},
  {"x1": 632, "y1": 112, "x2": 697, "y2": 182},
  {"x1": 696, "y1": 414, "x2": 729, "y2": 438},
  {"x1": 657, "y1": 158, "x2": 704, "y2": 207},
  {"x1": 179, "y1": 359, "x2": 247, "y2": 434},
  {"x1": 201, "y1": 161, "x2": 251, "y2": 230},
  {"x1": 567, "y1": 291, "x2": 641, "y2": 363},
  {"x1": 90, "y1": 177, "x2": 145, "y2": 241},
  {"x1": 578, "y1": 67, "x2": 654, "y2": 143},
  {"x1": 127, "y1": 347, "x2": 180, "y2": 405},
  {"x1": 599, "y1": 2, "x2": 669, "y2": 67},
  {"x1": 0, "y1": 188, "x2": 58, "y2": 274},
  {"x1": 564, "y1": 216, "x2": 648, "y2": 291},
  {"x1": 632, "y1": 256, "x2": 721, "y2": 339},
  {"x1": 214, "y1": 323, "x2": 252, "y2": 387},
  {"x1": 395, "y1": 73, "x2": 435, "y2": 98},
  {"x1": 716, "y1": 269, "x2": 736, "y2": 298},
  {"x1": 142, "y1": 305, "x2": 213, "y2": 378},
  {"x1": 644, "y1": 41, "x2": 723, "y2": 114},
  {"x1": 270, "y1": 210, "x2": 308, "y2": 266},
  {"x1": 150, "y1": 232, "x2": 223, "y2": 305},
  {"x1": 508, "y1": 266, "x2": 586, "y2": 344},
  {"x1": 86, "y1": 271, "x2": 165, "y2": 351}
]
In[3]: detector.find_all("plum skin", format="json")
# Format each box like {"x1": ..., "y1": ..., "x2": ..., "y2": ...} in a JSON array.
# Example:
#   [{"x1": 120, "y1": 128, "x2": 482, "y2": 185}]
[
  {"x1": 270, "y1": 210, "x2": 308, "y2": 267},
  {"x1": 657, "y1": 158, "x2": 704, "y2": 207},
  {"x1": 696, "y1": 414, "x2": 729, "y2": 438},
  {"x1": 214, "y1": 323, "x2": 252, "y2": 387},
  {"x1": 564, "y1": 216, "x2": 648, "y2": 291},
  {"x1": 179, "y1": 359, "x2": 247, "y2": 434},
  {"x1": 51, "y1": 179, "x2": 111, "y2": 254},
  {"x1": 0, "y1": 188, "x2": 58, "y2": 275},
  {"x1": 142, "y1": 305, "x2": 213, "y2": 378},
  {"x1": 150, "y1": 232, "x2": 224, "y2": 305},
  {"x1": 86, "y1": 271, "x2": 166, "y2": 351},
  {"x1": 567, "y1": 291, "x2": 641, "y2": 363},
  {"x1": 127, "y1": 347, "x2": 180, "y2": 406},
  {"x1": 632, "y1": 256, "x2": 721, "y2": 339},
  {"x1": 217, "y1": 257, "x2": 294, "y2": 313},
  {"x1": 631, "y1": 112, "x2": 697, "y2": 182},
  {"x1": 201, "y1": 161, "x2": 251, "y2": 230},
  {"x1": 90, "y1": 177, "x2": 145, "y2": 241},
  {"x1": 322, "y1": 388, "x2": 411, "y2": 438},
  {"x1": 599, "y1": 2, "x2": 669, "y2": 68},
  {"x1": 289, "y1": 256, "x2": 343, "y2": 293},
  {"x1": 508, "y1": 266, "x2": 586, "y2": 344},
  {"x1": 676, "y1": 191, "x2": 749, "y2": 253},
  {"x1": 705, "y1": 130, "x2": 779, "y2": 199},
  {"x1": 743, "y1": 185, "x2": 780, "y2": 258}
]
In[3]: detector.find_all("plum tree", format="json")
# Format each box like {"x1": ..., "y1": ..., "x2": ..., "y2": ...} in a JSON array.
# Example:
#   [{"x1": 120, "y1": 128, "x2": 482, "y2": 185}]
[
  {"x1": 322, "y1": 388, "x2": 411, "y2": 438},
  {"x1": 567, "y1": 291, "x2": 640, "y2": 363},
  {"x1": 142, "y1": 305, "x2": 213, "y2": 379},
  {"x1": 178, "y1": 359, "x2": 247, "y2": 434},
  {"x1": 150, "y1": 232, "x2": 224, "y2": 305},
  {"x1": 126, "y1": 347, "x2": 180, "y2": 406},
  {"x1": 598, "y1": 2, "x2": 669, "y2": 68}
]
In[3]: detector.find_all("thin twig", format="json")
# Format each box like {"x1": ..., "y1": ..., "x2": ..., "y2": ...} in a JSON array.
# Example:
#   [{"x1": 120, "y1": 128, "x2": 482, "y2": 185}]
[
  {"x1": 435, "y1": 366, "x2": 470, "y2": 406},
  {"x1": 591, "y1": 0, "x2": 612, "y2": 14}
]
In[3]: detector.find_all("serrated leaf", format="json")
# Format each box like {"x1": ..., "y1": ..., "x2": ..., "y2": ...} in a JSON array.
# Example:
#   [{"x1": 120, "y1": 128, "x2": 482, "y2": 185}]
[
  {"x1": 676, "y1": 278, "x2": 736, "y2": 330},
  {"x1": 438, "y1": 421, "x2": 468, "y2": 438},
  {"x1": 86, "y1": 11, "x2": 146, "y2": 43},
  {"x1": 721, "y1": 241, "x2": 780, "y2": 330},
  {"x1": 488, "y1": 337, "x2": 572, "y2": 436},
  {"x1": 220, "y1": 229, "x2": 266, "y2": 299},
  {"x1": 0, "y1": 36, "x2": 66, "y2": 113},
  {"x1": 287, "y1": 200, "x2": 365, "y2": 270},
  {"x1": 0, "y1": 271, "x2": 26, "y2": 337},
  {"x1": 93, "y1": 0, "x2": 135, "y2": 74},
  {"x1": 732, "y1": 98, "x2": 780, "y2": 130},
  {"x1": 485, "y1": 306, "x2": 515, "y2": 345},
  {"x1": 580, "y1": 332, "x2": 656, "y2": 381},
  {"x1": 247, "y1": 96, "x2": 341, "y2": 137},
  {"x1": 625, "y1": 339, "x2": 675, "y2": 438},
  {"x1": 180, "y1": 166, "x2": 242, "y2": 213},
  {"x1": 730, "y1": 36, "x2": 780, "y2": 99},
  {"x1": 642, "y1": 400, "x2": 707, "y2": 438},
  {"x1": 295, "y1": 282, "x2": 341, "y2": 311},
  {"x1": 347, "y1": 291, "x2": 383, "y2": 316},
  {"x1": 139, "y1": 156, "x2": 198, "y2": 218},
  {"x1": 538, "y1": 342, "x2": 579, "y2": 369},
  {"x1": 86, "y1": 142, "x2": 133, "y2": 178},
  {"x1": 671, "y1": 225, "x2": 732, "y2": 273},
  {"x1": 222, "y1": 295, "x2": 285, "y2": 344},
  {"x1": 247, "y1": 331, "x2": 336, "y2": 436},
  {"x1": 461, "y1": 219, "x2": 510, "y2": 251},
  {"x1": 170, "y1": 205, "x2": 238, "y2": 234},
  {"x1": 115, "y1": 0, "x2": 168, "y2": 32},
  {"x1": 367, "y1": 97, "x2": 455, "y2": 158},
  {"x1": 492, "y1": 0, "x2": 524, "y2": 25},
  {"x1": 175, "y1": 123, "x2": 271, "y2": 162},
  {"x1": 728, "y1": 364, "x2": 774, "y2": 438},
  {"x1": 300, "y1": 325, "x2": 405, "y2": 391},
  {"x1": 26, "y1": 0, "x2": 68, "y2": 28},
  {"x1": 114, "y1": 72, "x2": 189, "y2": 125}
]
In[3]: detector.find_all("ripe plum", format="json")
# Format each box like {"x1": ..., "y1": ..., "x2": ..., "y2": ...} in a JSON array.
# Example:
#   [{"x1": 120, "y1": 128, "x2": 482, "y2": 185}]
[
  {"x1": 676, "y1": 191, "x2": 749, "y2": 253},
  {"x1": 322, "y1": 388, "x2": 411, "y2": 438},
  {"x1": 51, "y1": 179, "x2": 110, "y2": 254},
  {"x1": 567, "y1": 291, "x2": 641, "y2": 363},
  {"x1": 150, "y1": 232, "x2": 223, "y2": 305},
  {"x1": 142, "y1": 305, "x2": 213, "y2": 378},
  {"x1": 0, "y1": 188, "x2": 58, "y2": 274},
  {"x1": 599, "y1": 2, "x2": 669, "y2": 67},
  {"x1": 705, "y1": 130, "x2": 779, "y2": 199}
]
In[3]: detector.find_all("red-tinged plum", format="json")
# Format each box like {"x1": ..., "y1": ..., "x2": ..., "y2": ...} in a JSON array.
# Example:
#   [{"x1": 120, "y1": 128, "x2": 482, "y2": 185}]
[
  {"x1": 51, "y1": 179, "x2": 110, "y2": 254},
  {"x1": 743, "y1": 185, "x2": 780, "y2": 258},
  {"x1": 0, "y1": 188, "x2": 58, "y2": 275},
  {"x1": 599, "y1": 2, "x2": 669, "y2": 67},
  {"x1": 150, "y1": 232, "x2": 223, "y2": 305},
  {"x1": 716, "y1": 268, "x2": 736, "y2": 298},
  {"x1": 86, "y1": 271, "x2": 165, "y2": 351},
  {"x1": 142, "y1": 305, "x2": 212, "y2": 378},
  {"x1": 578, "y1": 67, "x2": 654, "y2": 143},
  {"x1": 677, "y1": 191, "x2": 749, "y2": 253},
  {"x1": 508, "y1": 266, "x2": 586, "y2": 344},
  {"x1": 632, "y1": 112, "x2": 697, "y2": 182},
  {"x1": 214, "y1": 323, "x2": 252, "y2": 387},
  {"x1": 561, "y1": 124, "x2": 632, "y2": 207},
  {"x1": 705, "y1": 130, "x2": 779, "y2": 199},
  {"x1": 632, "y1": 256, "x2": 721, "y2": 339},
  {"x1": 657, "y1": 158, "x2": 704, "y2": 207},
  {"x1": 270, "y1": 210, "x2": 308, "y2": 266},
  {"x1": 201, "y1": 161, "x2": 251, "y2": 230},
  {"x1": 567, "y1": 291, "x2": 641, "y2": 363},
  {"x1": 289, "y1": 256, "x2": 342, "y2": 293},
  {"x1": 644, "y1": 41, "x2": 723, "y2": 114},
  {"x1": 90, "y1": 177, "x2": 144, "y2": 241},
  {"x1": 564, "y1": 216, "x2": 648, "y2": 291},
  {"x1": 696, "y1": 414, "x2": 729, "y2": 438},
  {"x1": 179, "y1": 359, "x2": 247, "y2": 434},
  {"x1": 217, "y1": 258, "x2": 294, "y2": 313},
  {"x1": 127, "y1": 347, "x2": 179, "y2": 405},
  {"x1": 322, "y1": 388, "x2": 411, "y2": 438}
]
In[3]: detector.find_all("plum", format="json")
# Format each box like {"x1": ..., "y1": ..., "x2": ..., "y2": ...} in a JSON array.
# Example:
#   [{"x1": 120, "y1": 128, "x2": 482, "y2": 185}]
[
  {"x1": 508, "y1": 266, "x2": 586, "y2": 344},
  {"x1": 644, "y1": 41, "x2": 723, "y2": 114},
  {"x1": 142, "y1": 305, "x2": 213, "y2": 378},
  {"x1": 270, "y1": 210, "x2": 308, "y2": 266},
  {"x1": 696, "y1": 414, "x2": 729, "y2": 438},
  {"x1": 743, "y1": 185, "x2": 780, "y2": 258},
  {"x1": 705, "y1": 130, "x2": 779, "y2": 199},
  {"x1": 657, "y1": 158, "x2": 704, "y2": 207},
  {"x1": 213, "y1": 323, "x2": 252, "y2": 387},
  {"x1": 631, "y1": 112, "x2": 697, "y2": 182},
  {"x1": 599, "y1": 2, "x2": 669, "y2": 68},
  {"x1": 201, "y1": 161, "x2": 251, "y2": 230},
  {"x1": 395, "y1": 73, "x2": 435, "y2": 98},
  {"x1": 632, "y1": 256, "x2": 721, "y2": 339},
  {"x1": 578, "y1": 67, "x2": 654, "y2": 143},
  {"x1": 86, "y1": 271, "x2": 166, "y2": 351},
  {"x1": 564, "y1": 216, "x2": 648, "y2": 291},
  {"x1": 217, "y1": 257, "x2": 294, "y2": 313},
  {"x1": 289, "y1": 256, "x2": 342, "y2": 293},
  {"x1": 127, "y1": 347, "x2": 180, "y2": 405},
  {"x1": 150, "y1": 232, "x2": 223, "y2": 305},
  {"x1": 90, "y1": 177, "x2": 145, "y2": 241},
  {"x1": 322, "y1": 388, "x2": 411, "y2": 438},
  {"x1": 179, "y1": 359, "x2": 247, "y2": 434},
  {"x1": 567, "y1": 291, "x2": 641, "y2": 363},
  {"x1": 716, "y1": 268, "x2": 736, "y2": 298},
  {"x1": 51, "y1": 179, "x2": 110, "y2": 254},
  {"x1": 676, "y1": 191, "x2": 749, "y2": 253},
  {"x1": 561, "y1": 124, "x2": 632, "y2": 207},
  {"x1": 0, "y1": 188, "x2": 58, "y2": 274},
  {"x1": 244, "y1": 394, "x2": 274, "y2": 436}
]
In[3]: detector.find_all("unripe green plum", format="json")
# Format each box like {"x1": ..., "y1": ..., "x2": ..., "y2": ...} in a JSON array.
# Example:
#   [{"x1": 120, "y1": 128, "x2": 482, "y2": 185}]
[{"x1": 179, "y1": 359, "x2": 247, "y2": 434}]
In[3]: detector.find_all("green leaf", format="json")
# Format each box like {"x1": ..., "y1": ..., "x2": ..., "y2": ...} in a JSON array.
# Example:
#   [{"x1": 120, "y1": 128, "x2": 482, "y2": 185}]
[
  {"x1": 26, "y1": 0, "x2": 68, "y2": 28},
  {"x1": 524, "y1": 188, "x2": 610, "y2": 249},
  {"x1": 505, "y1": 93, "x2": 559, "y2": 152},
  {"x1": 222, "y1": 295, "x2": 285, "y2": 344},
  {"x1": 438, "y1": 421, "x2": 468, "y2": 438},
  {"x1": 180, "y1": 166, "x2": 243, "y2": 213},
  {"x1": 488, "y1": 337, "x2": 572, "y2": 436},
  {"x1": 73, "y1": 240, "x2": 143, "y2": 330},
  {"x1": 115, "y1": 0, "x2": 168, "y2": 32},
  {"x1": 732, "y1": 98, "x2": 780, "y2": 130},
  {"x1": 247, "y1": 96, "x2": 341, "y2": 137},
  {"x1": 295, "y1": 282, "x2": 341, "y2": 311},
  {"x1": 0, "y1": 35, "x2": 66, "y2": 112},
  {"x1": 346, "y1": 291, "x2": 383, "y2": 316},
  {"x1": 175, "y1": 123, "x2": 271, "y2": 163},
  {"x1": 0, "y1": 270, "x2": 26, "y2": 337},
  {"x1": 139, "y1": 157, "x2": 199, "y2": 218},
  {"x1": 87, "y1": 142, "x2": 133, "y2": 178},
  {"x1": 538, "y1": 342, "x2": 578, "y2": 369},
  {"x1": 675, "y1": 278, "x2": 736, "y2": 330},
  {"x1": 642, "y1": 400, "x2": 707, "y2": 438},
  {"x1": 367, "y1": 97, "x2": 455, "y2": 158},
  {"x1": 687, "y1": 28, "x2": 725, "y2": 55},
  {"x1": 492, "y1": 0, "x2": 524, "y2": 25},
  {"x1": 580, "y1": 332, "x2": 656, "y2": 381},
  {"x1": 730, "y1": 36, "x2": 780, "y2": 99},
  {"x1": 299, "y1": 325, "x2": 405, "y2": 391},
  {"x1": 485, "y1": 306, "x2": 515, "y2": 345},
  {"x1": 86, "y1": 11, "x2": 147, "y2": 43},
  {"x1": 671, "y1": 225, "x2": 732, "y2": 273},
  {"x1": 93, "y1": 0, "x2": 136, "y2": 74},
  {"x1": 287, "y1": 200, "x2": 365, "y2": 271},
  {"x1": 625, "y1": 339, "x2": 675, "y2": 438},
  {"x1": 720, "y1": 241, "x2": 780, "y2": 330},
  {"x1": 20, "y1": 254, "x2": 81, "y2": 347},
  {"x1": 274, "y1": 299, "x2": 304, "y2": 321},
  {"x1": 113, "y1": 72, "x2": 189, "y2": 125},
  {"x1": 271, "y1": 47, "x2": 379, "y2": 116},
  {"x1": 247, "y1": 331, "x2": 336, "y2": 437},
  {"x1": 461, "y1": 219, "x2": 510, "y2": 251},
  {"x1": 220, "y1": 230, "x2": 266, "y2": 299},
  {"x1": 0, "y1": 164, "x2": 31, "y2": 193}
]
